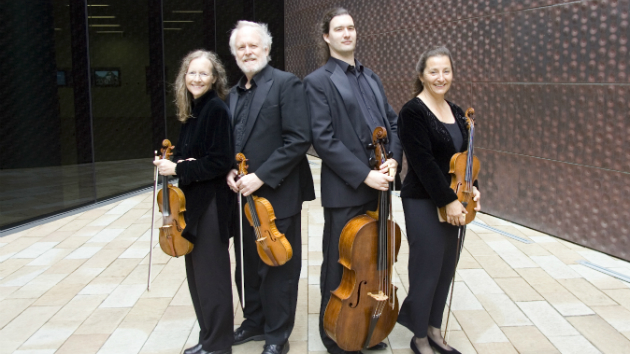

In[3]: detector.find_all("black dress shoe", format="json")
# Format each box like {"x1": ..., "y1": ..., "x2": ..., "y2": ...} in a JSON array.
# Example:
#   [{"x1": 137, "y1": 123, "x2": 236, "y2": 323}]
[
  {"x1": 410, "y1": 337, "x2": 420, "y2": 354},
  {"x1": 233, "y1": 326, "x2": 265, "y2": 345},
  {"x1": 184, "y1": 343, "x2": 202, "y2": 354},
  {"x1": 427, "y1": 336, "x2": 461, "y2": 354},
  {"x1": 262, "y1": 342, "x2": 290, "y2": 354},
  {"x1": 199, "y1": 349, "x2": 231, "y2": 354},
  {"x1": 366, "y1": 341, "x2": 387, "y2": 350}
]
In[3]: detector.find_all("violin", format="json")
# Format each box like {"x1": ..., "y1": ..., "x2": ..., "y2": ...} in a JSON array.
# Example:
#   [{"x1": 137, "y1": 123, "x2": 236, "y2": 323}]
[
  {"x1": 156, "y1": 139, "x2": 193, "y2": 257},
  {"x1": 439, "y1": 107, "x2": 480, "y2": 225},
  {"x1": 323, "y1": 127, "x2": 401, "y2": 351},
  {"x1": 236, "y1": 153, "x2": 293, "y2": 267}
]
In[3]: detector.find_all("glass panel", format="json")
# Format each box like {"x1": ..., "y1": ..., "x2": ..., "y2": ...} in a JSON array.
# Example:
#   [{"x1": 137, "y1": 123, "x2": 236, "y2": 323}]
[
  {"x1": 0, "y1": 0, "x2": 95, "y2": 229},
  {"x1": 87, "y1": 0, "x2": 154, "y2": 199}
]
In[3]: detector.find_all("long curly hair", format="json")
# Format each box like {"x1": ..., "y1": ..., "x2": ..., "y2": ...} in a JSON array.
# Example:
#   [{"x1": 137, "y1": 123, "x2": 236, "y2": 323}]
[
  {"x1": 174, "y1": 50, "x2": 228, "y2": 123},
  {"x1": 412, "y1": 46, "x2": 454, "y2": 97}
]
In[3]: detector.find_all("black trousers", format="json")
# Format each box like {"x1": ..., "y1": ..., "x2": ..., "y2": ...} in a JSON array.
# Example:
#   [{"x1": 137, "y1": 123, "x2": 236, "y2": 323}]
[
  {"x1": 185, "y1": 198, "x2": 234, "y2": 352},
  {"x1": 318, "y1": 200, "x2": 377, "y2": 353},
  {"x1": 397, "y1": 198, "x2": 461, "y2": 337},
  {"x1": 234, "y1": 206, "x2": 302, "y2": 345}
]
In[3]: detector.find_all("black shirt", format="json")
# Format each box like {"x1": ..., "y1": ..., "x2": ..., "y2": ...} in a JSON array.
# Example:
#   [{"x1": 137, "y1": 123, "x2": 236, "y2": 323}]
[
  {"x1": 331, "y1": 57, "x2": 385, "y2": 131},
  {"x1": 234, "y1": 72, "x2": 260, "y2": 151}
]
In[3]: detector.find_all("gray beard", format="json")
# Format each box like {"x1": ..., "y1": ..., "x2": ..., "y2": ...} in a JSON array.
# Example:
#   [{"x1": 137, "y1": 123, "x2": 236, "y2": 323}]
[{"x1": 237, "y1": 56, "x2": 269, "y2": 76}]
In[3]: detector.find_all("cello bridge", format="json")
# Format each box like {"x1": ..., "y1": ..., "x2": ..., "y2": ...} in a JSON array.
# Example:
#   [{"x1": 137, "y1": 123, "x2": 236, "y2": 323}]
[{"x1": 367, "y1": 291, "x2": 388, "y2": 302}]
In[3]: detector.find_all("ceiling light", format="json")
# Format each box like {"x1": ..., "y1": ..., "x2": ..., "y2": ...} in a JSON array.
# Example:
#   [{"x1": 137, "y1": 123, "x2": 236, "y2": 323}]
[
  {"x1": 172, "y1": 10, "x2": 202, "y2": 13},
  {"x1": 54, "y1": 28, "x2": 62, "y2": 31},
  {"x1": 89, "y1": 16, "x2": 116, "y2": 19},
  {"x1": 89, "y1": 24, "x2": 121, "y2": 27},
  {"x1": 97, "y1": 31, "x2": 123, "y2": 34},
  {"x1": 164, "y1": 20, "x2": 194, "y2": 23}
]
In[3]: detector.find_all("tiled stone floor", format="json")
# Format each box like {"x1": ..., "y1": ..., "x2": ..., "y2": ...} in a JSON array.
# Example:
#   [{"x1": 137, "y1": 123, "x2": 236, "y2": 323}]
[{"x1": 2, "y1": 156, "x2": 630, "y2": 354}]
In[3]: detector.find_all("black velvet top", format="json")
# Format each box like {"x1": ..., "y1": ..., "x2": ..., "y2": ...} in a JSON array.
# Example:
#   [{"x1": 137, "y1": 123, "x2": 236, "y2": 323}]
[
  {"x1": 398, "y1": 97, "x2": 475, "y2": 207},
  {"x1": 172, "y1": 90, "x2": 234, "y2": 244}
]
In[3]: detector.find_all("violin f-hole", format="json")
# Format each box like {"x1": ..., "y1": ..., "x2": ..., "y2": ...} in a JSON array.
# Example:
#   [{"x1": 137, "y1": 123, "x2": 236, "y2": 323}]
[{"x1": 349, "y1": 280, "x2": 368, "y2": 308}]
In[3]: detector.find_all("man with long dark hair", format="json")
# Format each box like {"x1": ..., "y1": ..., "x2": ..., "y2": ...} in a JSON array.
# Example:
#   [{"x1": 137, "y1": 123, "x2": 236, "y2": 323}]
[{"x1": 303, "y1": 8, "x2": 402, "y2": 354}]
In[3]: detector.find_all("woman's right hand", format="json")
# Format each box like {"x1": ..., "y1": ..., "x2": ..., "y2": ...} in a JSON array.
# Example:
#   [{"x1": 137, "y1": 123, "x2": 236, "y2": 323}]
[
  {"x1": 226, "y1": 169, "x2": 239, "y2": 193},
  {"x1": 445, "y1": 199, "x2": 467, "y2": 226}
]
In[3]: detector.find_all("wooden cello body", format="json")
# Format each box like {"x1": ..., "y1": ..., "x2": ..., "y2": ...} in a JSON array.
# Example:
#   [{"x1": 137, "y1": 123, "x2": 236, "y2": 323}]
[
  {"x1": 323, "y1": 127, "x2": 401, "y2": 351},
  {"x1": 156, "y1": 139, "x2": 193, "y2": 257},
  {"x1": 439, "y1": 108, "x2": 480, "y2": 225},
  {"x1": 236, "y1": 153, "x2": 293, "y2": 267}
]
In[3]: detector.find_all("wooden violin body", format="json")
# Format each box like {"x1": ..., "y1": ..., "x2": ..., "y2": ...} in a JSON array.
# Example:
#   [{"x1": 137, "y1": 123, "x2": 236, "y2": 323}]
[
  {"x1": 324, "y1": 215, "x2": 401, "y2": 350},
  {"x1": 323, "y1": 127, "x2": 401, "y2": 351},
  {"x1": 156, "y1": 139, "x2": 193, "y2": 257},
  {"x1": 237, "y1": 153, "x2": 293, "y2": 267},
  {"x1": 244, "y1": 194, "x2": 293, "y2": 266},
  {"x1": 439, "y1": 108, "x2": 480, "y2": 225}
]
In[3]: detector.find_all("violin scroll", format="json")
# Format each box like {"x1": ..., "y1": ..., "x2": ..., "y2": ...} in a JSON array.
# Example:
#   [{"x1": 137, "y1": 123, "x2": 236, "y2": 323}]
[
  {"x1": 160, "y1": 139, "x2": 175, "y2": 160},
  {"x1": 236, "y1": 152, "x2": 249, "y2": 176}
]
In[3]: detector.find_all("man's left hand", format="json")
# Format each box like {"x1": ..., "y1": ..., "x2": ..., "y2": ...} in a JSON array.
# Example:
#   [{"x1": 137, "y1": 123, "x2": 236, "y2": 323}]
[
  {"x1": 379, "y1": 158, "x2": 398, "y2": 177},
  {"x1": 236, "y1": 173, "x2": 265, "y2": 197}
]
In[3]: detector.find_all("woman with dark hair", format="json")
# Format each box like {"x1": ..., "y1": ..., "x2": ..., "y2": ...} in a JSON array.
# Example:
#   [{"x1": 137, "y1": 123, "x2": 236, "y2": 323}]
[
  {"x1": 153, "y1": 50, "x2": 234, "y2": 354},
  {"x1": 396, "y1": 46, "x2": 480, "y2": 354}
]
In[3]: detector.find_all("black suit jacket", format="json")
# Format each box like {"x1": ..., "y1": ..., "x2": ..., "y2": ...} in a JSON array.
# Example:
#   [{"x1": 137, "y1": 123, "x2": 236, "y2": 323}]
[
  {"x1": 304, "y1": 58, "x2": 403, "y2": 208},
  {"x1": 228, "y1": 65, "x2": 315, "y2": 219}
]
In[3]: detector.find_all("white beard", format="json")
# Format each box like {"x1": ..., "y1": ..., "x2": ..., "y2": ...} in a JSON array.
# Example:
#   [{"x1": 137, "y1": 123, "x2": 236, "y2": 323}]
[{"x1": 237, "y1": 54, "x2": 269, "y2": 76}]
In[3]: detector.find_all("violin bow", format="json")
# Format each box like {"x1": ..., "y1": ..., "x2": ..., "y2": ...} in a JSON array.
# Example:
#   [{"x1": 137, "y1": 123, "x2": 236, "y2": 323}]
[
  {"x1": 238, "y1": 187, "x2": 246, "y2": 310},
  {"x1": 147, "y1": 150, "x2": 159, "y2": 291}
]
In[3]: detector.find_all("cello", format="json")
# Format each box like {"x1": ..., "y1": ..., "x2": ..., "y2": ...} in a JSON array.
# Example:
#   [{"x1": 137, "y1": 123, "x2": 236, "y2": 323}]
[
  {"x1": 438, "y1": 107, "x2": 480, "y2": 225},
  {"x1": 323, "y1": 127, "x2": 401, "y2": 351},
  {"x1": 236, "y1": 153, "x2": 293, "y2": 267},
  {"x1": 156, "y1": 139, "x2": 194, "y2": 257}
]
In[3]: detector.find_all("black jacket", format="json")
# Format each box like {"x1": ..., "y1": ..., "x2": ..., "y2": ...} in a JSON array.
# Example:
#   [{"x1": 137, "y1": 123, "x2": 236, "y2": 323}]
[
  {"x1": 172, "y1": 90, "x2": 234, "y2": 244},
  {"x1": 304, "y1": 58, "x2": 403, "y2": 208},
  {"x1": 398, "y1": 97, "x2": 477, "y2": 207},
  {"x1": 227, "y1": 65, "x2": 315, "y2": 220}
]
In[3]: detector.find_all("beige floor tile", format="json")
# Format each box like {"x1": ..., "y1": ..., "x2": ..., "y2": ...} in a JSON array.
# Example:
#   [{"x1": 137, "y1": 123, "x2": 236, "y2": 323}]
[
  {"x1": 139, "y1": 306, "x2": 196, "y2": 354},
  {"x1": 71, "y1": 225, "x2": 106, "y2": 237},
  {"x1": 20, "y1": 321, "x2": 76, "y2": 350},
  {"x1": 8, "y1": 273, "x2": 67, "y2": 299},
  {"x1": 539, "y1": 242, "x2": 586, "y2": 264},
  {"x1": 530, "y1": 255, "x2": 581, "y2": 279},
  {"x1": 307, "y1": 314, "x2": 327, "y2": 352},
  {"x1": 486, "y1": 241, "x2": 538, "y2": 268},
  {"x1": 55, "y1": 236, "x2": 89, "y2": 250},
  {"x1": 57, "y1": 218, "x2": 92, "y2": 232},
  {"x1": 453, "y1": 310, "x2": 508, "y2": 344},
  {"x1": 96, "y1": 327, "x2": 151, "y2": 354},
  {"x1": 59, "y1": 266, "x2": 104, "y2": 286},
  {"x1": 604, "y1": 289, "x2": 630, "y2": 311},
  {"x1": 510, "y1": 242, "x2": 552, "y2": 257},
  {"x1": 532, "y1": 281, "x2": 594, "y2": 316},
  {"x1": 28, "y1": 248, "x2": 73, "y2": 266},
  {"x1": 13, "y1": 242, "x2": 59, "y2": 259},
  {"x1": 547, "y1": 335, "x2": 601, "y2": 354},
  {"x1": 451, "y1": 281, "x2": 484, "y2": 311},
  {"x1": 495, "y1": 277, "x2": 544, "y2": 301},
  {"x1": 463, "y1": 240, "x2": 496, "y2": 257},
  {"x1": 567, "y1": 315, "x2": 630, "y2": 354},
  {"x1": 558, "y1": 278, "x2": 617, "y2": 306},
  {"x1": 32, "y1": 283, "x2": 85, "y2": 306},
  {"x1": 516, "y1": 267, "x2": 558, "y2": 285},
  {"x1": 516, "y1": 301, "x2": 579, "y2": 336},
  {"x1": 42, "y1": 258, "x2": 85, "y2": 275},
  {"x1": 443, "y1": 330, "x2": 477, "y2": 354},
  {"x1": 80, "y1": 248, "x2": 126, "y2": 268},
  {"x1": 458, "y1": 269, "x2": 504, "y2": 295},
  {"x1": 473, "y1": 342, "x2": 518, "y2": 354},
  {"x1": 387, "y1": 322, "x2": 414, "y2": 350},
  {"x1": 49, "y1": 294, "x2": 107, "y2": 325},
  {"x1": 308, "y1": 284, "x2": 321, "y2": 314},
  {"x1": 569, "y1": 264, "x2": 629, "y2": 290},
  {"x1": 55, "y1": 333, "x2": 109, "y2": 354},
  {"x1": 474, "y1": 255, "x2": 518, "y2": 278},
  {"x1": 0, "y1": 237, "x2": 41, "y2": 254},
  {"x1": 75, "y1": 307, "x2": 131, "y2": 335},
  {"x1": 0, "y1": 306, "x2": 61, "y2": 353},
  {"x1": 121, "y1": 297, "x2": 171, "y2": 326},
  {"x1": 0, "y1": 298, "x2": 35, "y2": 328},
  {"x1": 0, "y1": 265, "x2": 49, "y2": 287},
  {"x1": 0, "y1": 258, "x2": 29, "y2": 279},
  {"x1": 477, "y1": 293, "x2": 532, "y2": 327},
  {"x1": 591, "y1": 305, "x2": 630, "y2": 332},
  {"x1": 502, "y1": 326, "x2": 559, "y2": 354},
  {"x1": 100, "y1": 283, "x2": 147, "y2": 307},
  {"x1": 458, "y1": 249, "x2": 482, "y2": 269}
]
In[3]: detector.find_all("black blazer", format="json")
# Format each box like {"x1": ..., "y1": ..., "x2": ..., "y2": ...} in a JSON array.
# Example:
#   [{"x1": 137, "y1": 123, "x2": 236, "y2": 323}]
[
  {"x1": 304, "y1": 58, "x2": 403, "y2": 208},
  {"x1": 398, "y1": 97, "x2": 476, "y2": 207},
  {"x1": 227, "y1": 65, "x2": 315, "y2": 219},
  {"x1": 172, "y1": 90, "x2": 234, "y2": 244}
]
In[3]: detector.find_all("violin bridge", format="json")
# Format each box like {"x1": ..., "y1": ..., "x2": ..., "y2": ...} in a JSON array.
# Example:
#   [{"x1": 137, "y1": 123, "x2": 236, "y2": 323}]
[{"x1": 367, "y1": 291, "x2": 388, "y2": 301}]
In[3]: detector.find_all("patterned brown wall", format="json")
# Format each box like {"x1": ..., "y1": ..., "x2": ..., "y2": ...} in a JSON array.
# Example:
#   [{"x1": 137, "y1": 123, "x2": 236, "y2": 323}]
[{"x1": 285, "y1": 0, "x2": 630, "y2": 260}]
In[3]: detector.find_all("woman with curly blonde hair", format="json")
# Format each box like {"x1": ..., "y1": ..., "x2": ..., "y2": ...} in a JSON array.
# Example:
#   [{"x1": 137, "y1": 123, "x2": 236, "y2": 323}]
[{"x1": 154, "y1": 49, "x2": 234, "y2": 354}]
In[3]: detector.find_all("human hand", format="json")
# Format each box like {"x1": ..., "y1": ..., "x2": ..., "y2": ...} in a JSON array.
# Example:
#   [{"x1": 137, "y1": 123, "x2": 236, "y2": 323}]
[
  {"x1": 363, "y1": 170, "x2": 394, "y2": 191},
  {"x1": 445, "y1": 199, "x2": 467, "y2": 226},
  {"x1": 473, "y1": 186, "x2": 481, "y2": 211},
  {"x1": 226, "y1": 169, "x2": 239, "y2": 193},
  {"x1": 236, "y1": 173, "x2": 264, "y2": 196},
  {"x1": 378, "y1": 158, "x2": 398, "y2": 177},
  {"x1": 153, "y1": 159, "x2": 177, "y2": 176}
]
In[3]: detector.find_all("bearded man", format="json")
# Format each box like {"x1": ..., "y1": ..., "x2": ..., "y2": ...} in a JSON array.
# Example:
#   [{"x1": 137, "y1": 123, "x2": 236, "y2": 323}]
[{"x1": 225, "y1": 20, "x2": 315, "y2": 354}]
